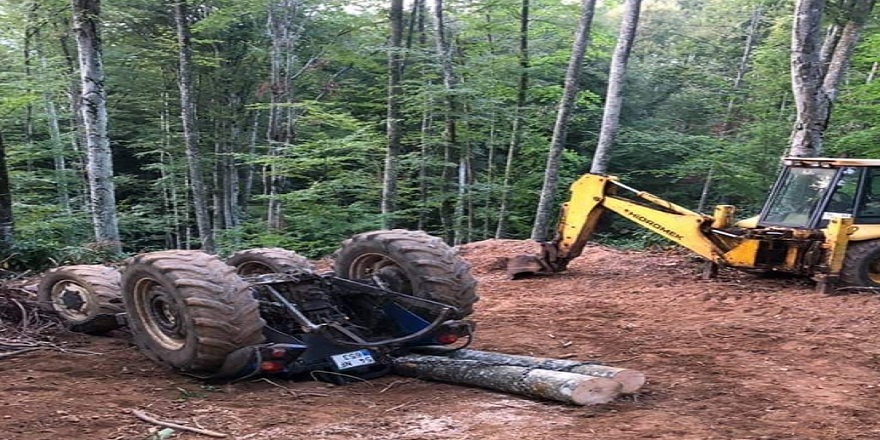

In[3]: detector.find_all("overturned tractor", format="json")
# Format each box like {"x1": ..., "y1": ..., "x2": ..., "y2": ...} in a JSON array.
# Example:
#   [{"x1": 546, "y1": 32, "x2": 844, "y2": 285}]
[{"x1": 37, "y1": 229, "x2": 642, "y2": 405}]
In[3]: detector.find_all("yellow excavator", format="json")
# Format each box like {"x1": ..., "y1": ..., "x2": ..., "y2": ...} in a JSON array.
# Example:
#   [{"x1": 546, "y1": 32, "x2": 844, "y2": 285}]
[{"x1": 509, "y1": 157, "x2": 880, "y2": 292}]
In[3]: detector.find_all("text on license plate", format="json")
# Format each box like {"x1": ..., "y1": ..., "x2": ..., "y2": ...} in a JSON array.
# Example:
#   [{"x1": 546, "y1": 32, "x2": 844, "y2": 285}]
[{"x1": 331, "y1": 349, "x2": 376, "y2": 370}]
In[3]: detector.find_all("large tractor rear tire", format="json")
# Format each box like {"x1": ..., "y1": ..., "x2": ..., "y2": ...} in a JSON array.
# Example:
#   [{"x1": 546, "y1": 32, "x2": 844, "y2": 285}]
[
  {"x1": 227, "y1": 248, "x2": 312, "y2": 276},
  {"x1": 840, "y1": 240, "x2": 880, "y2": 288},
  {"x1": 37, "y1": 265, "x2": 124, "y2": 334},
  {"x1": 334, "y1": 229, "x2": 478, "y2": 319},
  {"x1": 121, "y1": 251, "x2": 265, "y2": 373}
]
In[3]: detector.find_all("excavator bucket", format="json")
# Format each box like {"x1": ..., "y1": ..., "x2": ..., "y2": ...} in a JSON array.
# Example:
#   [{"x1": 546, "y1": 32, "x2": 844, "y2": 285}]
[{"x1": 505, "y1": 254, "x2": 551, "y2": 279}]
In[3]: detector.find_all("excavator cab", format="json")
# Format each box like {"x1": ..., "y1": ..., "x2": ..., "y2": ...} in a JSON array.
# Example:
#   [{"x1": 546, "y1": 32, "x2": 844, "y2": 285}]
[{"x1": 756, "y1": 158, "x2": 880, "y2": 230}]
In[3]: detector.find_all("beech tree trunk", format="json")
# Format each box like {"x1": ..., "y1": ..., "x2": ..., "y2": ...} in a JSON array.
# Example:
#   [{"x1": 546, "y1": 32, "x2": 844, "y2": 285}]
[
  {"x1": 726, "y1": 6, "x2": 762, "y2": 120},
  {"x1": 788, "y1": 0, "x2": 876, "y2": 157},
  {"x1": 496, "y1": 0, "x2": 529, "y2": 239},
  {"x1": 417, "y1": 89, "x2": 433, "y2": 231},
  {"x1": 241, "y1": 110, "x2": 260, "y2": 209},
  {"x1": 393, "y1": 354, "x2": 622, "y2": 405},
  {"x1": 0, "y1": 132, "x2": 12, "y2": 255},
  {"x1": 266, "y1": 0, "x2": 301, "y2": 231},
  {"x1": 431, "y1": 0, "x2": 459, "y2": 243},
  {"x1": 789, "y1": 0, "x2": 828, "y2": 157},
  {"x1": 415, "y1": 0, "x2": 431, "y2": 231},
  {"x1": 381, "y1": 0, "x2": 405, "y2": 229},
  {"x1": 589, "y1": 0, "x2": 642, "y2": 175},
  {"x1": 57, "y1": 16, "x2": 88, "y2": 205},
  {"x1": 531, "y1": 0, "x2": 597, "y2": 241},
  {"x1": 40, "y1": 59, "x2": 71, "y2": 214},
  {"x1": 72, "y1": 0, "x2": 121, "y2": 253},
  {"x1": 174, "y1": 0, "x2": 214, "y2": 253}
]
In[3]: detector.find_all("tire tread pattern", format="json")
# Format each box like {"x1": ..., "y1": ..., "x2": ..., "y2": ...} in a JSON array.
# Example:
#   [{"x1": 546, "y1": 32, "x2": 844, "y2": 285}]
[
  {"x1": 840, "y1": 240, "x2": 880, "y2": 287},
  {"x1": 37, "y1": 265, "x2": 124, "y2": 333},
  {"x1": 122, "y1": 250, "x2": 265, "y2": 372},
  {"x1": 227, "y1": 248, "x2": 312, "y2": 275},
  {"x1": 335, "y1": 229, "x2": 478, "y2": 318}
]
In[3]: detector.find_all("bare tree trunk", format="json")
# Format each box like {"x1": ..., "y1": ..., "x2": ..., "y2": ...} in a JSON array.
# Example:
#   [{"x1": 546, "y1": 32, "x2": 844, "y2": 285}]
[
  {"x1": 417, "y1": 89, "x2": 433, "y2": 231},
  {"x1": 818, "y1": 23, "x2": 841, "y2": 74},
  {"x1": 589, "y1": 0, "x2": 642, "y2": 175},
  {"x1": 212, "y1": 120, "x2": 226, "y2": 231},
  {"x1": 382, "y1": 0, "x2": 405, "y2": 229},
  {"x1": 241, "y1": 110, "x2": 259, "y2": 211},
  {"x1": 868, "y1": 61, "x2": 879, "y2": 84},
  {"x1": 226, "y1": 118, "x2": 240, "y2": 228},
  {"x1": 483, "y1": 116, "x2": 496, "y2": 239},
  {"x1": 821, "y1": 0, "x2": 876, "y2": 102},
  {"x1": 159, "y1": 90, "x2": 180, "y2": 249},
  {"x1": 72, "y1": 0, "x2": 121, "y2": 253},
  {"x1": 788, "y1": 0, "x2": 876, "y2": 157},
  {"x1": 174, "y1": 0, "x2": 214, "y2": 253},
  {"x1": 696, "y1": 165, "x2": 714, "y2": 213},
  {"x1": 431, "y1": 0, "x2": 459, "y2": 243},
  {"x1": 454, "y1": 157, "x2": 467, "y2": 245},
  {"x1": 266, "y1": 0, "x2": 301, "y2": 231},
  {"x1": 24, "y1": 2, "x2": 36, "y2": 173},
  {"x1": 401, "y1": 0, "x2": 422, "y2": 75},
  {"x1": 0, "y1": 132, "x2": 13, "y2": 255},
  {"x1": 531, "y1": 0, "x2": 597, "y2": 241},
  {"x1": 39, "y1": 53, "x2": 72, "y2": 214},
  {"x1": 57, "y1": 17, "x2": 88, "y2": 207},
  {"x1": 789, "y1": 0, "x2": 827, "y2": 157},
  {"x1": 416, "y1": 0, "x2": 431, "y2": 232},
  {"x1": 725, "y1": 5, "x2": 762, "y2": 121},
  {"x1": 495, "y1": 0, "x2": 529, "y2": 239},
  {"x1": 33, "y1": 23, "x2": 72, "y2": 214}
]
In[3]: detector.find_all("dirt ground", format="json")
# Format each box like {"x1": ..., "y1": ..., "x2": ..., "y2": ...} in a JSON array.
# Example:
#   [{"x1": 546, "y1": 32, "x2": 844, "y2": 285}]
[{"x1": 3, "y1": 239, "x2": 880, "y2": 439}]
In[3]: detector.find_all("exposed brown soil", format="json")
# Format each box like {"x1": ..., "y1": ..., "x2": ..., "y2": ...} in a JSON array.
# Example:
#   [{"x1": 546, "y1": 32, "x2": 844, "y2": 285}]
[{"x1": 3, "y1": 240, "x2": 880, "y2": 439}]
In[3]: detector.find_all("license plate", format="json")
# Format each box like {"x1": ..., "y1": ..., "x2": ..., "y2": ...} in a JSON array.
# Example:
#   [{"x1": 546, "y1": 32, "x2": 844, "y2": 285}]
[{"x1": 330, "y1": 349, "x2": 376, "y2": 370}]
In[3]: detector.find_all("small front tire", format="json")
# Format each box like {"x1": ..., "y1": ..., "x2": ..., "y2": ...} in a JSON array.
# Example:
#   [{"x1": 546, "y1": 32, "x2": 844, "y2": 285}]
[{"x1": 37, "y1": 265, "x2": 124, "y2": 334}]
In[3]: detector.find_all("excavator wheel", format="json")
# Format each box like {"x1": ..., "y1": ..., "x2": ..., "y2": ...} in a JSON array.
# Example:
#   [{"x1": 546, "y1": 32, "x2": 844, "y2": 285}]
[
  {"x1": 121, "y1": 251, "x2": 265, "y2": 373},
  {"x1": 840, "y1": 240, "x2": 880, "y2": 288},
  {"x1": 227, "y1": 247, "x2": 313, "y2": 276},
  {"x1": 37, "y1": 265, "x2": 124, "y2": 334},
  {"x1": 334, "y1": 229, "x2": 478, "y2": 319}
]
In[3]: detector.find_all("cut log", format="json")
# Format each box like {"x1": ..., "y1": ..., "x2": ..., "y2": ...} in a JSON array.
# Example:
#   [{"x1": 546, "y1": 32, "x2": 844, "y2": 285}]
[
  {"x1": 413, "y1": 348, "x2": 645, "y2": 393},
  {"x1": 568, "y1": 364, "x2": 645, "y2": 394},
  {"x1": 392, "y1": 354, "x2": 622, "y2": 406}
]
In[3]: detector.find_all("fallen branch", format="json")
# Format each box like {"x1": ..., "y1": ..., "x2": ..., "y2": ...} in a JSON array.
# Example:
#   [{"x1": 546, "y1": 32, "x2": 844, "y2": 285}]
[
  {"x1": 131, "y1": 409, "x2": 228, "y2": 438},
  {"x1": 9, "y1": 298, "x2": 29, "y2": 332},
  {"x1": 0, "y1": 347, "x2": 41, "y2": 359}
]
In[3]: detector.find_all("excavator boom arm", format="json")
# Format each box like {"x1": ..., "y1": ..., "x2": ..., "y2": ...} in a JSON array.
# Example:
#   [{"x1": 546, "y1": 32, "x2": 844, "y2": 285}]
[{"x1": 509, "y1": 174, "x2": 726, "y2": 277}]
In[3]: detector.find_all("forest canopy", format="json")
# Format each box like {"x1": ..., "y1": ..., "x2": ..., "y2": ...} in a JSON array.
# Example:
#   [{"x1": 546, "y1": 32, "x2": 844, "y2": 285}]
[{"x1": 0, "y1": 0, "x2": 877, "y2": 269}]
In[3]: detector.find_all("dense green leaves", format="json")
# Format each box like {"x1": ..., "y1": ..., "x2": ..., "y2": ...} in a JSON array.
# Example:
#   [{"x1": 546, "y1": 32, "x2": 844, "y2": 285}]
[{"x1": 0, "y1": 0, "x2": 878, "y2": 266}]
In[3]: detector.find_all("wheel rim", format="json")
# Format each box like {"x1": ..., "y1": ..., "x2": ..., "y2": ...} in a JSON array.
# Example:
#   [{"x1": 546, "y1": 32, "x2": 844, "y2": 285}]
[
  {"x1": 132, "y1": 278, "x2": 185, "y2": 350},
  {"x1": 236, "y1": 262, "x2": 274, "y2": 276},
  {"x1": 50, "y1": 281, "x2": 93, "y2": 322},
  {"x1": 348, "y1": 253, "x2": 413, "y2": 294}
]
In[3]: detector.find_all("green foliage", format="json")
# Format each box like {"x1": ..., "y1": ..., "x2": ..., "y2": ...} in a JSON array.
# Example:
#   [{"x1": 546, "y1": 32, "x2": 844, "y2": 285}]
[
  {"x1": 7, "y1": 207, "x2": 126, "y2": 271},
  {"x1": 0, "y1": 0, "x2": 878, "y2": 267}
]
